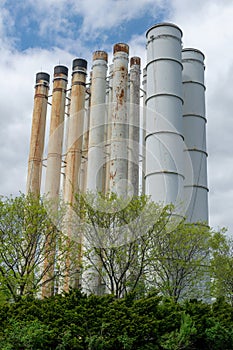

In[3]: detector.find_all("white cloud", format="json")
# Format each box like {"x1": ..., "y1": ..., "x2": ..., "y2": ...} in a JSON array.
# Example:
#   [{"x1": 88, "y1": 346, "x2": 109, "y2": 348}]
[
  {"x1": 0, "y1": 46, "x2": 74, "y2": 195},
  {"x1": 24, "y1": 0, "x2": 165, "y2": 42}
]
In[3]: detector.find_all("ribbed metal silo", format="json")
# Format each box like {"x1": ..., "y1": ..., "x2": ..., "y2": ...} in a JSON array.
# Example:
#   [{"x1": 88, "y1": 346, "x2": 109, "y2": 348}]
[
  {"x1": 26, "y1": 72, "x2": 50, "y2": 195},
  {"x1": 182, "y1": 48, "x2": 209, "y2": 223},
  {"x1": 145, "y1": 23, "x2": 184, "y2": 210},
  {"x1": 109, "y1": 43, "x2": 129, "y2": 197},
  {"x1": 44, "y1": 65, "x2": 68, "y2": 199},
  {"x1": 128, "y1": 57, "x2": 141, "y2": 196},
  {"x1": 63, "y1": 58, "x2": 87, "y2": 204},
  {"x1": 86, "y1": 51, "x2": 108, "y2": 192}
]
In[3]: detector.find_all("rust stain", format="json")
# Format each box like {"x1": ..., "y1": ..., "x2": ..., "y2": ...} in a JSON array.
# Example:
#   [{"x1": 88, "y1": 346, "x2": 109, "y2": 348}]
[
  {"x1": 113, "y1": 43, "x2": 129, "y2": 55},
  {"x1": 119, "y1": 88, "x2": 124, "y2": 100},
  {"x1": 130, "y1": 56, "x2": 141, "y2": 67},
  {"x1": 110, "y1": 170, "x2": 117, "y2": 180},
  {"x1": 93, "y1": 50, "x2": 108, "y2": 62}
]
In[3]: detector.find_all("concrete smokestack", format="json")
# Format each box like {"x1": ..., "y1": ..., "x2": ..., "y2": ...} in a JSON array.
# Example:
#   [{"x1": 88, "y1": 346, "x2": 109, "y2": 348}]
[
  {"x1": 145, "y1": 23, "x2": 184, "y2": 210},
  {"x1": 63, "y1": 58, "x2": 87, "y2": 204},
  {"x1": 86, "y1": 51, "x2": 108, "y2": 192},
  {"x1": 27, "y1": 72, "x2": 50, "y2": 195},
  {"x1": 44, "y1": 65, "x2": 68, "y2": 199},
  {"x1": 109, "y1": 43, "x2": 129, "y2": 197},
  {"x1": 128, "y1": 57, "x2": 141, "y2": 196},
  {"x1": 79, "y1": 72, "x2": 92, "y2": 193},
  {"x1": 182, "y1": 48, "x2": 208, "y2": 223},
  {"x1": 104, "y1": 64, "x2": 113, "y2": 193}
]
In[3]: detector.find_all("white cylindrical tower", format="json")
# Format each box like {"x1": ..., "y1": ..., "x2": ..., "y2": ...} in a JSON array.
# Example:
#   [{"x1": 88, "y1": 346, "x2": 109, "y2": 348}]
[
  {"x1": 128, "y1": 57, "x2": 141, "y2": 196},
  {"x1": 104, "y1": 64, "x2": 113, "y2": 194},
  {"x1": 63, "y1": 58, "x2": 87, "y2": 204},
  {"x1": 79, "y1": 73, "x2": 92, "y2": 194},
  {"x1": 141, "y1": 68, "x2": 147, "y2": 195},
  {"x1": 86, "y1": 51, "x2": 108, "y2": 192},
  {"x1": 45, "y1": 65, "x2": 68, "y2": 199},
  {"x1": 145, "y1": 23, "x2": 184, "y2": 209},
  {"x1": 109, "y1": 43, "x2": 129, "y2": 197},
  {"x1": 182, "y1": 48, "x2": 208, "y2": 223},
  {"x1": 27, "y1": 72, "x2": 50, "y2": 195}
]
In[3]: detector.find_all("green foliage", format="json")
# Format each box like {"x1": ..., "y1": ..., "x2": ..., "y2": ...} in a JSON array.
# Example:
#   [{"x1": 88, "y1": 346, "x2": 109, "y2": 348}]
[
  {"x1": 75, "y1": 193, "x2": 171, "y2": 298},
  {"x1": 147, "y1": 221, "x2": 212, "y2": 301},
  {"x1": 210, "y1": 230, "x2": 233, "y2": 304},
  {"x1": 160, "y1": 313, "x2": 197, "y2": 350},
  {"x1": 0, "y1": 193, "x2": 71, "y2": 301},
  {"x1": 0, "y1": 319, "x2": 53, "y2": 349},
  {"x1": 0, "y1": 291, "x2": 233, "y2": 349}
]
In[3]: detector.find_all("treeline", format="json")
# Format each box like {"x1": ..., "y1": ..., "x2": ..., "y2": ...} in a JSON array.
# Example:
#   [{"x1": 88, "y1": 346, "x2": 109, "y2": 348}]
[
  {"x1": 0, "y1": 193, "x2": 232, "y2": 302},
  {"x1": 1, "y1": 193, "x2": 233, "y2": 348},
  {"x1": 0, "y1": 290, "x2": 233, "y2": 349}
]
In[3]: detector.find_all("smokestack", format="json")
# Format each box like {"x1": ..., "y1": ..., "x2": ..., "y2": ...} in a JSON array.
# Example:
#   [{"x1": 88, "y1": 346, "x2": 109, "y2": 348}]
[
  {"x1": 182, "y1": 48, "x2": 209, "y2": 223},
  {"x1": 109, "y1": 43, "x2": 129, "y2": 197},
  {"x1": 79, "y1": 71, "x2": 92, "y2": 193},
  {"x1": 42, "y1": 66, "x2": 68, "y2": 298},
  {"x1": 26, "y1": 72, "x2": 50, "y2": 195},
  {"x1": 145, "y1": 23, "x2": 184, "y2": 211},
  {"x1": 63, "y1": 58, "x2": 87, "y2": 292},
  {"x1": 63, "y1": 58, "x2": 87, "y2": 204},
  {"x1": 128, "y1": 57, "x2": 141, "y2": 196},
  {"x1": 104, "y1": 64, "x2": 113, "y2": 193},
  {"x1": 44, "y1": 65, "x2": 68, "y2": 199},
  {"x1": 141, "y1": 68, "x2": 147, "y2": 195},
  {"x1": 86, "y1": 51, "x2": 108, "y2": 192}
]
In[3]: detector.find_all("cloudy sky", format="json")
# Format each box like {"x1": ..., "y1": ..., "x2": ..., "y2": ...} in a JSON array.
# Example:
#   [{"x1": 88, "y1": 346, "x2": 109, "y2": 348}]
[{"x1": 0, "y1": 0, "x2": 232, "y2": 234}]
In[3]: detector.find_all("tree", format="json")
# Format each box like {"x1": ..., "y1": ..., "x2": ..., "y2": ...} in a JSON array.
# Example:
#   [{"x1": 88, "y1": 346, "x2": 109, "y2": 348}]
[
  {"x1": 160, "y1": 312, "x2": 197, "y2": 350},
  {"x1": 210, "y1": 229, "x2": 233, "y2": 304},
  {"x1": 74, "y1": 193, "x2": 172, "y2": 298},
  {"x1": 147, "y1": 221, "x2": 212, "y2": 301},
  {"x1": 0, "y1": 193, "x2": 70, "y2": 301}
]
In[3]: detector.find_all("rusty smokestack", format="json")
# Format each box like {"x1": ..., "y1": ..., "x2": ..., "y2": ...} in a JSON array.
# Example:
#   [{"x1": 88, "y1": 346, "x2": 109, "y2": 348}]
[
  {"x1": 63, "y1": 58, "x2": 87, "y2": 204},
  {"x1": 109, "y1": 43, "x2": 129, "y2": 197},
  {"x1": 44, "y1": 65, "x2": 68, "y2": 199},
  {"x1": 42, "y1": 65, "x2": 68, "y2": 298},
  {"x1": 128, "y1": 57, "x2": 141, "y2": 196},
  {"x1": 63, "y1": 58, "x2": 87, "y2": 292},
  {"x1": 86, "y1": 51, "x2": 108, "y2": 192},
  {"x1": 26, "y1": 72, "x2": 50, "y2": 195}
]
